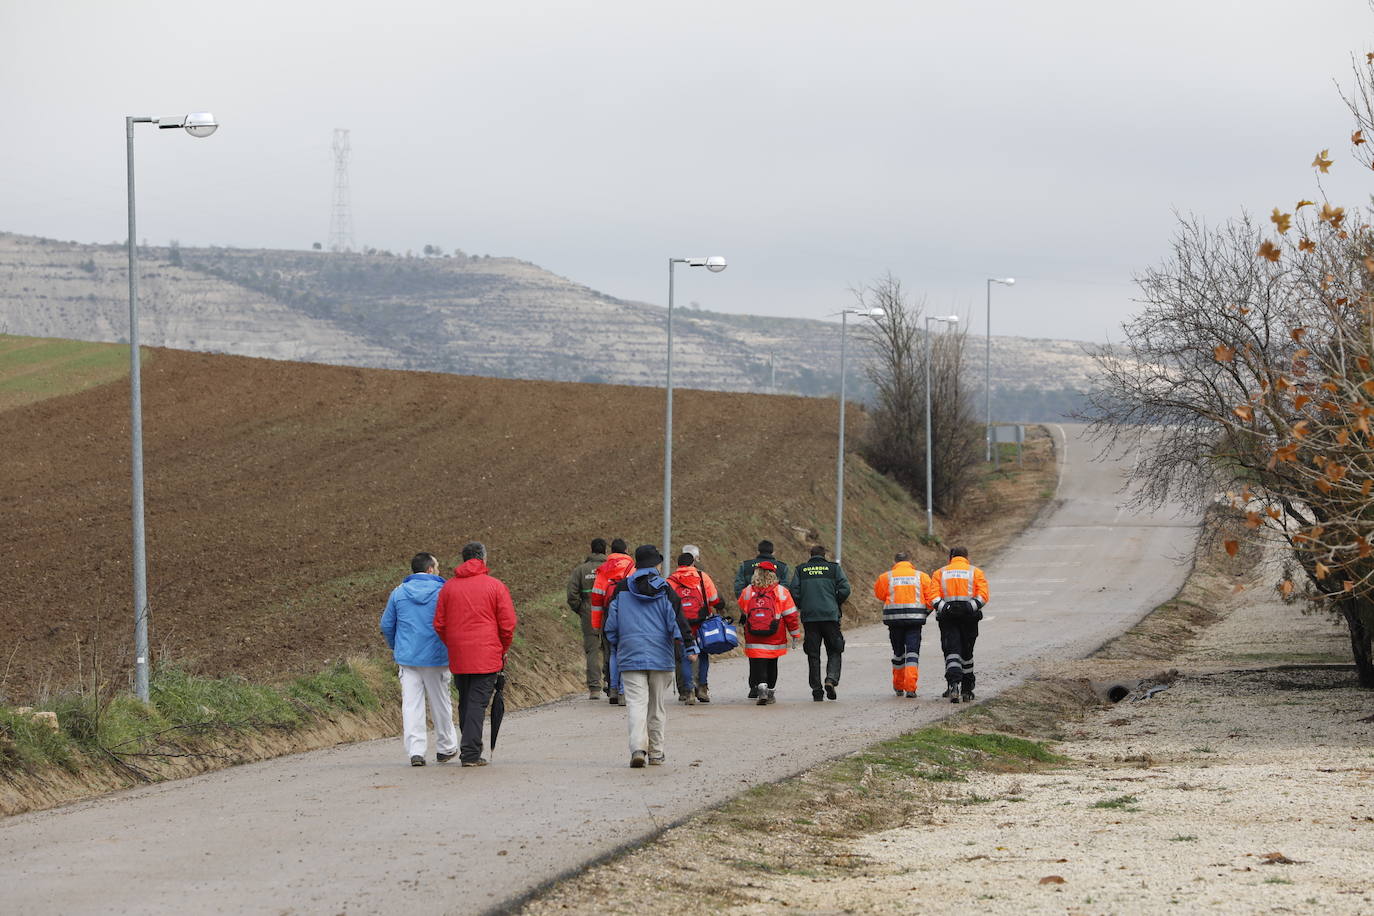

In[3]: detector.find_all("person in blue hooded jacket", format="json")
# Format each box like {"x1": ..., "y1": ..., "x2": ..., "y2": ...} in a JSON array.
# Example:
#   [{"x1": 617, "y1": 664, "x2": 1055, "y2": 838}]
[
  {"x1": 380, "y1": 552, "x2": 459, "y2": 766},
  {"x1": 605, "y1": 545, "x2": 698, "y2": 768}
]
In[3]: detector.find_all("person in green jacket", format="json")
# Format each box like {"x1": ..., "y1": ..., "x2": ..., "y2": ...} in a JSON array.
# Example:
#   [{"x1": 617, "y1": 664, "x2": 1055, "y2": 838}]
[
  {"x1": 565, "y1": 538, "x2": 608, "y2": 700},
  {"x1": 788, "y1": 545, "x2": 852, "y2": 701},
  {"x1": 733, "y1": 540, "x2": 793, "y2": 598}
]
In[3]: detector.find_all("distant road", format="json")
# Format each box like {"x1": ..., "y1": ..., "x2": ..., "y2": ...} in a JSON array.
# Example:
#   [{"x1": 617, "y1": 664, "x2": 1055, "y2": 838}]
[{"x1": 0, "y1": 425, "x2": 1198, "y2": 915}]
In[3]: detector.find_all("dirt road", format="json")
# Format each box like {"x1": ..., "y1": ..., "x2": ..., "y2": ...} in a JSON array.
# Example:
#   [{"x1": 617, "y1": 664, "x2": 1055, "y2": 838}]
[{"x1": 0, "y1": 426, "x2": 1199, "y2": 915}]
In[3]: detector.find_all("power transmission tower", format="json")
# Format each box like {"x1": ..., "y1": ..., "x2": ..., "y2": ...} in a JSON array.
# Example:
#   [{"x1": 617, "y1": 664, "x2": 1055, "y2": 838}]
[{"x1": 328, "y1": 129, "x2": 354, "y2": 252}]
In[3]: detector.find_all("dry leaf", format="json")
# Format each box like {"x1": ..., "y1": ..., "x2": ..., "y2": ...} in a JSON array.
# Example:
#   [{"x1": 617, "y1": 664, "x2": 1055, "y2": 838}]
[
  {"x1": 1290, "y1": 326, "x2": 1306, "y2": 341},
  {"x1": 1233, "y1": 404, "x2": 1254, "y2": 422},
  {"x1": 1213, "y1": 344, "x2": 1235, "y2": 362},
  {"x1": 1313, "y1": 149, "x2": 1334, "y2": 172},
  {"x1": 1279, "y1": 579, "x2": 1295, "y2": 597},
  {"x1": 1316, "y1": 561, "x2": 1330, "y2": 579},
  {"x1": 1320, "y1": 202, "x2": 1346, "y2": 228},
  {"x1": 1296, "y1": 199, "x2": 1315, "y2": 209},
  {"x1": 1039, "y1": 875, "x2": 1066, "y2": 885},
  {"x1": 1224, "y1": 539, "x2": 1239, "y2": 557},
  {"x1": 1257, "y1": 240, "x2": 1281, "y2": 262},
  {"x1": 1356, "y1": 130, "x2": 1368, "y2": 146},
  {"x1": 1294, "y1": 394, "x2": 1311, "y2": 410},
  {"x1": 1298, "y1": 237, "x2": 1317, "y2": 252},
  {"x1": 1345, "y1": 579, "x2": 1356, "y2": 592},
  {"x1": 1271, "y1": 208, "x2": 1293, "y2": 233}
]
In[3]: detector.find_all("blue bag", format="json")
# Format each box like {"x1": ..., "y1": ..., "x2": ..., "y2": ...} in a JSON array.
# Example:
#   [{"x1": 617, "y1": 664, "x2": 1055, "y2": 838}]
[{"x1": 696, "y1": 614, "x2": 738, "y2": 655}]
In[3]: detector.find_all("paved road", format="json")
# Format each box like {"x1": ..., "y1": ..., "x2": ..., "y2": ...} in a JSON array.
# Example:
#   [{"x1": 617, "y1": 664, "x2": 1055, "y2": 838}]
[{"x1": 0, "y1": 425, "x2": 1198, "y2": 915}]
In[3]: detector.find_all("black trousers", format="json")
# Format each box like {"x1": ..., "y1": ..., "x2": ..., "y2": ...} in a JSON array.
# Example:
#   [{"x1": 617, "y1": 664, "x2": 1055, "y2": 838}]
[
  {"x1": 747, "y1": 657, "x2": 779, "y2": 689},
  {"x1": 454, "y1": 672, "x2": 499, "y2": 762},
  {"x1": 938, "y1": 616, "x2": 980, "y2": 691},
  {"x1": 802, "y1": 620, "x2": 844, "y2": 691}
]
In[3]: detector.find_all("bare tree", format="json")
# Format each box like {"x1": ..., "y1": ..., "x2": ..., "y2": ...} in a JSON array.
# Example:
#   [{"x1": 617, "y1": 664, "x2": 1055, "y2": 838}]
[
  {"x1": 857, "y1": 273, "x2": 978, "y2": 518},
  {"x1": 1084, "y1": 206, "x2": 1374, "y2": 686}
]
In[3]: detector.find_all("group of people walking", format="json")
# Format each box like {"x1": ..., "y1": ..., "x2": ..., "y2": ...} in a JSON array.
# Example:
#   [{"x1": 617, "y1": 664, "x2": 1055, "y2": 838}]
[{"x1": 380, "y1": 536, "x2": 988, "y2": 769}]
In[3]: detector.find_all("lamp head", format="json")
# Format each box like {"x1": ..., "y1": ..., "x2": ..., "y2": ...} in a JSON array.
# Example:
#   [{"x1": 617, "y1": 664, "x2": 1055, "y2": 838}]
[
  {"x1": 704, "y1": 255, "x2": 727, "y2": 273},
  {"x1": 183, "y1": 112, "x2": 218, "y2": 138},
  {"x1": 866, "y1": 307, "x2": 886, "y2": 318}
]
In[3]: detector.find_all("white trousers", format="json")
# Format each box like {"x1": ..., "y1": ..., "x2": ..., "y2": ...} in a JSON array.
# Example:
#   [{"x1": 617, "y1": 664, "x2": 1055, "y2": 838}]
[
  {"x1": 621, "y1": 669, "x2": 673, "y2": 758},
  {"x1": 399, "y1": 665, "x2": 459, "y2": 759}
]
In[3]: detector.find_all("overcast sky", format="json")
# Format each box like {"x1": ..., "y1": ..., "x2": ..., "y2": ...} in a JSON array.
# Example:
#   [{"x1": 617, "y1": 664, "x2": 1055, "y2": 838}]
[{"x1": 3, "y1": 1, "x2": 1372, "y2": 342}]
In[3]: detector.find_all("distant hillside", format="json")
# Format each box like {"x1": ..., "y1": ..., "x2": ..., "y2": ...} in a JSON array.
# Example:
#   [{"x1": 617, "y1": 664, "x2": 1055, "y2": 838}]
[{"x1": 0, "y1": 232, "x2": 1100, "y2": 418}]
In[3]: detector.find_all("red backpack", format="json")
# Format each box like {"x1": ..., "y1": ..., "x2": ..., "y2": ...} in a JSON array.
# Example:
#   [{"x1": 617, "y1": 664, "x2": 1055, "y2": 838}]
[
  {"x1": 744, "y1": 587, "x2": 781, "y2": 637},
  {"x1": 669, "y1": 575, "x2": 709, "y2": 623}
]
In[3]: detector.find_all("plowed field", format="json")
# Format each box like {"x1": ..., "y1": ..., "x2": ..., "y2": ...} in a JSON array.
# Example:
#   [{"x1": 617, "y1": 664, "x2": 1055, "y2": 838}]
[{"x1": 0, "y1": 350, "x2": 873, "y2": 701}]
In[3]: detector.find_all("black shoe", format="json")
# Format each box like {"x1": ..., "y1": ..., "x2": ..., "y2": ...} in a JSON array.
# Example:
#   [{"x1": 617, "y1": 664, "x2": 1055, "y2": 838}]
[
  {"x1": 824, "y1": 680, "x2": 837, "y2": 700},
  {"x1": 941, "y1": 685, "x2": 955, "y2": 699},
  {"x1": 812, "y1": 689, "x2": 824, "y2": 702},
  {"x1": 950, "y1": 684, "x2": 962, "y2": 704},
  {"x1": 410, "y1": 755, "x2": 425, "y2": 767},
  {"x1": 436, "y1": 751, "x2": 456, "y2": 763},
  {"x1": 964, "y1": 690, "x2": 976, "y2": 702},
  {"x1": 756, "y1": 690, "x2": 769, "y2": 706},
  {"x1": 460, "y1": 758, "x2": 489, "y2": 767},
  {"x1": 747, "y1": 686, "x2": 759, "y2": 699},
  {"x1": 630, "y1": 750, "x2": 647, "y2": 768}
]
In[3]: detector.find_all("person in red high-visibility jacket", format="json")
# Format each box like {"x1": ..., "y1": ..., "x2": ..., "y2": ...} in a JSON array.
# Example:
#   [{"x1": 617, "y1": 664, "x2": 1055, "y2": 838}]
[
  {"x1": 931, "y1": 546, "x2": 990, "y2": 704},
  {"x1": 736, "y1": 561, "x2": 801, "y2": 706},
  {"x1": 589, "y1": 538, "x2": 635, "y2": 705}
]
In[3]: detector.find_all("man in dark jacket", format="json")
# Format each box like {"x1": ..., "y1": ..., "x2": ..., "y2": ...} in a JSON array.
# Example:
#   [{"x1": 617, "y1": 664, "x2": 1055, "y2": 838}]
[
  {"x1": 788, "y1": 545, "x2": 852, "y2": 701},
  {"x1": 433, "y1": 541, "x2": 517, "y2": 767},
  {"x1": 566, "y1": 538, "x2": 608, "y2": 700},
  {"x1": 733, "y1": 540, "x2": 792, "y2": 598},
  {"x1": 605, "y1": 545, "x2": 698, "y2": 767}
]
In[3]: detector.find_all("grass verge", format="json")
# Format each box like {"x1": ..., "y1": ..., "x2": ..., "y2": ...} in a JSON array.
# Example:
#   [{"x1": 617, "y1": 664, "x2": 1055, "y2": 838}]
[{"x1": 0, "y1": 656, "x2": 399, "y2": 814}]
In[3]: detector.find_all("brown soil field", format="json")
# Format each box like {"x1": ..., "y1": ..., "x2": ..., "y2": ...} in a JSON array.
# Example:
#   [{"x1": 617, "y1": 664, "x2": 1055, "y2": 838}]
[{"x1": 0, "y1": 347, "x2": 1054, "y2": 705}]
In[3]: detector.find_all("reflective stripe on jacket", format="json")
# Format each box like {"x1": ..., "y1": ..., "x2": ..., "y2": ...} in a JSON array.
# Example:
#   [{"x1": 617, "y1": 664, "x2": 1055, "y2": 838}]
[
  {"x1": 932, "y1": 557, "x2": 989, "y2": 611},
  {"x1": 873, "y1": 561, "x2": 938, "y2": 625}
]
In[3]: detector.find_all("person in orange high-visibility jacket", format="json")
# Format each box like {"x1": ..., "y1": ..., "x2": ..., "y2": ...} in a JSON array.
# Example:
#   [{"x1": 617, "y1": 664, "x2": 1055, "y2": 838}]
[
  {"x1": 931, "y1": 546, "x2": 990, "y2": 704},
  {"x1": 873, "y1": 552, "x2": 940, "y2": 697},
  {"x1": 590, "y1": 538, "x2": 635, "y2": 705},
  {"x1": 736, "y1": 561, "x2": 802, "y2": 706}
]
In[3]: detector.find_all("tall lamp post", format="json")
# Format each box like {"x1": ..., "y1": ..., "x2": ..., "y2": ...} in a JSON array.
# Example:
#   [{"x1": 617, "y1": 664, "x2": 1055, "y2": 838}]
[
  {"x1": 984, "y1": 277, "x2": 1014, "y2": 461},
  {"x1": 834, "y1": 306, "x2": 884, "y2": 564},
  {"x1": 127, "y1": 111, "x2": 218, "y2": 702},
  {"x1": 925, "y1": 314, "x2": 960, "y2": 536},
  {"x1": 664, "y1": 256, "x2": 726, "y2": 560}
]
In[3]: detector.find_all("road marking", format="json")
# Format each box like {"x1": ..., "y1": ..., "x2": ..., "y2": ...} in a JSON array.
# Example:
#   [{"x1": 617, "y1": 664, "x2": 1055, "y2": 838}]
[{"x1": 1054, "y1": 423, "x2": 1068, "y2": 497}]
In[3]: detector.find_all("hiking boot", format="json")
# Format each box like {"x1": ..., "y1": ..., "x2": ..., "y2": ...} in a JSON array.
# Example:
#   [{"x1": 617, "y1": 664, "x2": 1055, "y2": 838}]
[
  {"x1": 756, "y1": 689, "x2": 769, "y2": 706},
  {"x1": 679, "y1": 690, "x2": 691, "y2": 704},
  {"x1": 949, "y1": 684, "x2": 962, "y2": 704},
  {"x1": 904, "y1": 690, "x2": 917, "y2": 698},
  {"x1": 436, "y1": 751, "x2": 456, "y2": 763},
  {"x1": 963, "y1": 690, "x2": 976, "y2": 702},
  {"x1": 695, "y1": 685, "x2": 711, "y2": 704},
  {"x1": 648, "y1": 754, "x2": 666, "y2": 766},
  {"x1": 460, "y1": 758, "x2": 488, "y2": 767},
  {"x1": 748, "y1": 686, "x2": 759, "y2": 699},
  {"x1": 812, "y1": 689, "x2": 825, "y2": 702},
  {"x1": 824, "y1": 679, "x2": 837, "y2": 700},
  {"x1": 685, "y1": 691, "x2": 697, "y2": 706},
  {"x1": 607, "y1": 689, "x2": 619, "y2": 705},
  {"x1": 589, "y1": 689, "x2": 602, "y2": 701},
  {"x1": 941, "y1": 685, "x2": 955, "y2": 699},
  {"x1": 894, "y1": 687, "x2": 904, "y2": 696},
  {"x1": 630, "y1": 750, "x2": 647, "y2": 768},
  {"x1": 765, "y1": 688, "x2": 777, "y2": 705},
  {"x1": 410, "y1": 755, "x2": 426, "y2": 767}
]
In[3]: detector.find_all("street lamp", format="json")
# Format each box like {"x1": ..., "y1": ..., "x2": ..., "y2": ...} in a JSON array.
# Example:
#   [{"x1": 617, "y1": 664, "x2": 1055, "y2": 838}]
[
  {"x1": 834, "y1": 306, "x2": 884, "y2": 564},
  {"x1": 925, "y1": 314, "x2": 959, "y2": 536},
  {"x1": 126, "y1": 111, "x2": 218, "y2": 702},
  {"x1": 984, "y1": 277, "x2": 1014, "y2": 461},
  {"x1": 664, "y1": 256, "x2": 726, "y2": 560}
]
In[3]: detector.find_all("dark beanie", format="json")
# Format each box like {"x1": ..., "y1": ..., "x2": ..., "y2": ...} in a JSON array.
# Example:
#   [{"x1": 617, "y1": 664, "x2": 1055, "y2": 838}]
[{"x1": 634, "y1": 544, "x2": 664, "y2": 568}]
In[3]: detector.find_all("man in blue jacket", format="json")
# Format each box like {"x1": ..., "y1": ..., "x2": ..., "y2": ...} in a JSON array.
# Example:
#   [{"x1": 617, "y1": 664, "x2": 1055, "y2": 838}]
[
  {"x1": 605, "y1": 545, "x2": 697, "y2": 768},
  {"x1": 380, "y1": 552, "x2": 459, "y2": 766}
]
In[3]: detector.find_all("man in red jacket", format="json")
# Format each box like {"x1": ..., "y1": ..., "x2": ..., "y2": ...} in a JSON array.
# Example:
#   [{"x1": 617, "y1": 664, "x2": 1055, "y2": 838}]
[{"x1": 433, "y1": 541, "x2": 517, "y2": 767}]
